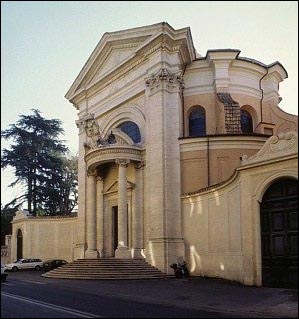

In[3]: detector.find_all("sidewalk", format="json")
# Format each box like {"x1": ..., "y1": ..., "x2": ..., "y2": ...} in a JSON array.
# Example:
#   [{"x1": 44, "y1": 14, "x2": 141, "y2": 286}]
[{"x1": 90, "y1": 276, "x2": 298, "y2": 318}]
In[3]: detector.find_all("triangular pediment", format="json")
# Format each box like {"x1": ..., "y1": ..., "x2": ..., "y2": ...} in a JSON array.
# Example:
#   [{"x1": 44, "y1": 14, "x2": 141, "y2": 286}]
[
  {"x1": 65, "y1": 22, "x2": 196, "y2": 104},
  {"x1": 104, "y1": 180, "x2": 135, "y2": 194},
  {"x1": 88, "y1": 47, "x2": 138, "y2": 85},
  {"x1": 65, "y1": 31, "x2": 153, "y2": 103},
  {"x1": 78, "y1": 37, "x2": 148, "y2": 92}
]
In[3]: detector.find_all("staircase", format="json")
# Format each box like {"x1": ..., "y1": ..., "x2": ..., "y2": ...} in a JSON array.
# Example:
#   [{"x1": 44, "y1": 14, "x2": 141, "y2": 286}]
[{"x1": 42, "y1": 258, "x2": 168, "y2": 280}]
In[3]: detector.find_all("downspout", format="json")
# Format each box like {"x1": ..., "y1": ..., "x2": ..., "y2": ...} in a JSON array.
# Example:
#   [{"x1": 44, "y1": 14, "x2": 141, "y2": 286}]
[
  {"x1": 181, "y1": 65, "x2": 187, "y2": 137},
  {"x1": 259, "y1": 68, "x2": 268, "y2": 124},
  {"x1": 207, "y1": 136, "x2": 210, "y2": 187}
]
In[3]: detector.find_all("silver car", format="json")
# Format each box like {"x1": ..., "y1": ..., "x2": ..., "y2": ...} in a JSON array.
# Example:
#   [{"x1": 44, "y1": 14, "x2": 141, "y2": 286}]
[{"x1": 5, "y1": 258, "x2": 43, "y2": 272}]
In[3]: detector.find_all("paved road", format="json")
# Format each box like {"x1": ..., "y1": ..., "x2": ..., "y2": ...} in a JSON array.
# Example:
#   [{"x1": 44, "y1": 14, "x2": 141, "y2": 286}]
[
  {"x1": 1, "y1": 292, "x2": 97, "y2": 318},
  {"x1": 2, "y1": 271, "x2": 297, "y2": 318},
  {"x1": 1, "y1": 271, "x2": 252, "y2": 318}
]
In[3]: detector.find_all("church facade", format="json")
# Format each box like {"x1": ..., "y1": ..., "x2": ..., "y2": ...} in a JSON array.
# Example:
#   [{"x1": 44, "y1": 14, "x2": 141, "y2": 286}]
[{"x1": 10, "y1": 23, "x2": 298, "y2": 288}]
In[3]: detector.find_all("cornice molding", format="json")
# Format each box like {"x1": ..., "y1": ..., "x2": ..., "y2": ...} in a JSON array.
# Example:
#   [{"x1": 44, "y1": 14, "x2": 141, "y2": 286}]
[
  {"x1": 241, "y1": 131, "x2": 298, "y2": 166},
  {"x1": 85, "y1": 145, "x2": 143, "y2": 171},
  {"x1": 66, "y1": 24, "x2": 195, "y2": 104}
]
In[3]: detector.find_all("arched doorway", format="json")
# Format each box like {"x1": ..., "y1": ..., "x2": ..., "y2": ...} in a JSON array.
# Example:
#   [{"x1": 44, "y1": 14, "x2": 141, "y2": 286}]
[
  {"x1": 17, "y1": 229, "x2": 23, "y2": 260},
  {"x1": 111, "y1": 206, "x2": 118, "y2": 256},
  {"x1": 260, "y1": 178, "x2": 298, "y2": 288}
]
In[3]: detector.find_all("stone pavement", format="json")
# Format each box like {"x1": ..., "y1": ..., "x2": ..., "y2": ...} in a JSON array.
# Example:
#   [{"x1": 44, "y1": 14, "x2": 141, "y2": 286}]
[{"x1": 89, "y1": 276, "x2": 298, "y2": 318}]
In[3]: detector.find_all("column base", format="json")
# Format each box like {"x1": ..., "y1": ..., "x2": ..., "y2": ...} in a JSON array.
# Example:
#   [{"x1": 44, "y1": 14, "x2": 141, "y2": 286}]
[
  {"x1": 130, "y1": 248, "x2": 144, "y2": 259},
  {"x1": 146, "y1": 238, "x2": 185, "y2": 273},
  {"x1": 97, "y1": 250, "x2": 106, "y2": 258},
  {"x1": 115, "y1": 246, "x2": 131, "y2": 259},
  {"x1": 85, "y1": 250, "x2": 99, "y2": 259}
]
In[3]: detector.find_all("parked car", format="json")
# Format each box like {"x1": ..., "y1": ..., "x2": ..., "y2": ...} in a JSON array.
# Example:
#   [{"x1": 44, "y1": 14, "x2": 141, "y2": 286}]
[
  {"x1": 5, "y1": 258, "x2": 43, "y2": 272},
  {"x1": 43, "y1": 259, "x2": 68, "y2": 272},
  {"x1": 1, "y1": 264, "x2": 8, "y2": 282}
]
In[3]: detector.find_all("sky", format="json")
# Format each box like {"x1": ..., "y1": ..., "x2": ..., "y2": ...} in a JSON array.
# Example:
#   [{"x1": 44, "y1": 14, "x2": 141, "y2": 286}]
[{"x1": 1, "y1": 1, "x2": 298, "y2": 207}]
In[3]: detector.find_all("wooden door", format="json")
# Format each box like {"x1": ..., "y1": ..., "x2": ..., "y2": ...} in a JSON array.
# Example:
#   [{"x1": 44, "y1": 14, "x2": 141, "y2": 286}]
[
  {"x1": 17, "y1": 229, "x2": 23, "y2": 260},
  {"x1": 261, "y1": 178, "x2": 298, "y2": 288}
]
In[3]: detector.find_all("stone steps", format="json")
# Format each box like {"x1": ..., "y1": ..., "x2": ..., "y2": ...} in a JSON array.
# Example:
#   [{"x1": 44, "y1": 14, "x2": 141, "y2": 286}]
[{"x1": 42, "y1": 258, "x2": 168, "y2": 280}]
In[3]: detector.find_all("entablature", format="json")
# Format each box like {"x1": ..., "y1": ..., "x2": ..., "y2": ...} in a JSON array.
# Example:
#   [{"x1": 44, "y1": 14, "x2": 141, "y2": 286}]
[{"x1": 85, "y1": 145, "x2": 144, "y2": 172}]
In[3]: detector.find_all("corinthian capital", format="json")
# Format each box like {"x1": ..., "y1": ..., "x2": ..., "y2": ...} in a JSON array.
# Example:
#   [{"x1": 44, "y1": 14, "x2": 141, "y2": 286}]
[
  {"x1": 86, "y1": 167, "x2": 97, "y2": 177},
  {"x1": 134, "y1": 160, "x2": 145, "y2": 170},
  {"x1": 145, "y1": 68, "x2": 184, "y2": 89},
  {"x1": 116, "y1": 159, "x2": 130, "y2": 167}
]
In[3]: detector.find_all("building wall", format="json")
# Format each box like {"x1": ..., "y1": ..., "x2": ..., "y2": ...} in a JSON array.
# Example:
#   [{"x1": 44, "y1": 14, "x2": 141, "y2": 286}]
[
  {"x1": 68, "y1": 24, "x2": 297, "y2": 272},
  {"x1": 180, "y1": 135, "x2": 267, "y2": 193},
  {"x1": 183, "y1": 53, "x2": 298, "y2": 138},
  {"x1": 11, "y1": 216, "x2": 76, "y2": 263},
  {"x1": 8, "y1": 24, "x2": 298, "y2": 286},
  {"x1": 182, "y1": 132, "x2": 298, "y2": 286}
]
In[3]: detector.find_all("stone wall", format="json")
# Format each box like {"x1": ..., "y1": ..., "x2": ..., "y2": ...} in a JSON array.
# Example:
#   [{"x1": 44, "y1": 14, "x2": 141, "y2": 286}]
[
  {"x1": 11, "y1": 214, "x2": 77, "y2": 263},
  {"x1": 181, "y1": 132, "x2": 298, "y2": 286}
]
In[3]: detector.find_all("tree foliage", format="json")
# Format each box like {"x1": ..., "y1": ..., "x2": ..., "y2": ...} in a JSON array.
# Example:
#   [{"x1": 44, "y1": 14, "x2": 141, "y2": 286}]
[
  {"x1": 1, "y1": 205, "x2": 17, "y2": 245},
  {"x1": 42, "y1": 155, "x2": 78, "y2": 215},
  {"x1": 1, "y1": 109, "x2": 78, "y2": 216}
]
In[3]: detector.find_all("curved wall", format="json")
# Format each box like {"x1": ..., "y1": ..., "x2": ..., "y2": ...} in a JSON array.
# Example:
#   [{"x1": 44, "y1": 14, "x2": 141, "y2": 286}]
[{"x1": 180, "y1": 135, "x2": 267, "y2": 193}]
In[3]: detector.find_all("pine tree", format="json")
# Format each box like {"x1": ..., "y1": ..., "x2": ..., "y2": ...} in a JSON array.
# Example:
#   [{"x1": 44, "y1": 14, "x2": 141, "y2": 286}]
[{"x1": 1, "y1": 109, "x2": 69, "y2": 216}]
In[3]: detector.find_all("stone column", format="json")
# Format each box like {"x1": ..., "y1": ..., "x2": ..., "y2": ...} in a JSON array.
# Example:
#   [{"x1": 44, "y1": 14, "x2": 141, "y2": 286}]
[
  {"x1": 85, "y1": 170, "x2": 98, "y2": 258},
  {"x1": 115, "y1": 159, "x2": 131, "y2": 258},
  {"x1": 132, "y1": 161, "x2": 144, "y2": 258},
  {"x1": 96, "y1": 176, "x2": 104, "y2": 257}
]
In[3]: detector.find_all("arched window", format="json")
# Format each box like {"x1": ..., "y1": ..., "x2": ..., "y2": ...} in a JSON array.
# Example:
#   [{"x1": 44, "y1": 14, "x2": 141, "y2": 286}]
[
  {"x1": 118, "y1": 121, "x2": 141, "y2": 143},
  {"x1": 241, "y1": 110, "x2": 253, "y2": 134},
  {"x1": 189, "y1": 106, "x2": 206, "y2": 137}
]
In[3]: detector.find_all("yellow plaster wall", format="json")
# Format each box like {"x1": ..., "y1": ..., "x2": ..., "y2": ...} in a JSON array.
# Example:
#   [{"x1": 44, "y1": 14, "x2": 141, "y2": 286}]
[
  {"x1": 11, "y1": 217, "x2": 76, "y2": 263},
  {"x1": 182, "y1": 155, "x2": 298, "y2": 286}
]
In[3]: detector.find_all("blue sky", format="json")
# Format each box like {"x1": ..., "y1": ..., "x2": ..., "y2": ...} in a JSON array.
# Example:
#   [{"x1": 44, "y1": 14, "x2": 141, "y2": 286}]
[{"x1": 1, "y1": 1, "x2": 298, "y2": 206}]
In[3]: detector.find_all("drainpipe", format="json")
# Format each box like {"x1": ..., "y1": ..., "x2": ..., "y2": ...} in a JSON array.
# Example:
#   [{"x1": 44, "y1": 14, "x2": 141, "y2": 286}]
[
  {"x1": 181, "y1": 65, "x2": 187, "y2": 138},
  {"x1": 207, "y1": 136, "x2": 210, "y2": 187},
  {"x1": 259, "y1": 69, "x2": 268, "y2": 124}
]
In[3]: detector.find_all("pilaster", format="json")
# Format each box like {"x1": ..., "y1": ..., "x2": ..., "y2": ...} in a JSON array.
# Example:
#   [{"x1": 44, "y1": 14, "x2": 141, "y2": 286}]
[
  {"x1": 145, "y1": 68, "x2": 185, "y2": 271},
  {"x1": 131, "y1": 161, "x2": 145, "y2": 259}
]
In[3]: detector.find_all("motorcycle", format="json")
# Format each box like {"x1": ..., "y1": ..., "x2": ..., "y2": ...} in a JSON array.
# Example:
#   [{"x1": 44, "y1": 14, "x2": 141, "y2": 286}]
[
  {"x1": 170, "y1": 261, "x2": 190, "y2": 278},
  {"x1": 178, "y1": 260, "x2": 190, "y2": 278}
]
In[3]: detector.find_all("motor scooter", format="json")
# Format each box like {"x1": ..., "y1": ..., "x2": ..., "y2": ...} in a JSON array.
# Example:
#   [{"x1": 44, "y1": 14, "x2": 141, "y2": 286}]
[
  {"x1": 178, "y1": 260, "x2": 190, "y2": 278},
  {"x1": 170, "y1": 261, "x2": 190, "y2": 278}
]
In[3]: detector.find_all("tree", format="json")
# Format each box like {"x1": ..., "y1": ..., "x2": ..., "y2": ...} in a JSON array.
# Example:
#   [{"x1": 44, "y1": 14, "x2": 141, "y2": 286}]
[
  {"x1": 42, "y1": 155, "x2": 78, "y2": 215},
  {"x1": 58, "y1": 155, "x2": 78, "y2": 215},
  {"x1": 1, "y1": 109, "x2": 69, "y2": 216},
  {"x1": 1, "y1": 204, "x2": 17, "y2": 245}
]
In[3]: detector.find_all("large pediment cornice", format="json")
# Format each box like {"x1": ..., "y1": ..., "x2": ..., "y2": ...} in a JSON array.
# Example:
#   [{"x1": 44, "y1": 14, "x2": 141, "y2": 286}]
[{"x1": 65, "y1": 22, "x2": 196, "y2": 106}]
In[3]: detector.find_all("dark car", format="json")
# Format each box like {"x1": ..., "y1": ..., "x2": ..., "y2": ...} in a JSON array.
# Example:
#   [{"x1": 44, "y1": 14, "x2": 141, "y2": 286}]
[{"x1": 43, "y1": 259, "x2": 68, "y2": 272}]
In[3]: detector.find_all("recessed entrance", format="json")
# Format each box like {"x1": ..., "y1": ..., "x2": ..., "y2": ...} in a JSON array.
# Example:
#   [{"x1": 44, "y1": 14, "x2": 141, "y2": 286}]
[
  {"x1": 112, "y1": 206, "x2": 118, "y2": 256},
  {"x1": 260, "y1": 178, "x2": 298, "y2": 288},
  {"x1": 17, "y1": 229, "x2": 23, "y2": 260}
]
